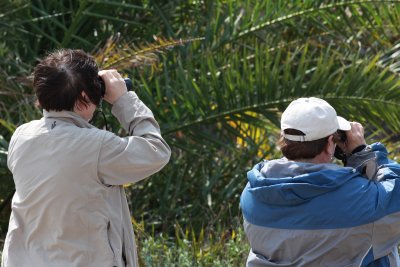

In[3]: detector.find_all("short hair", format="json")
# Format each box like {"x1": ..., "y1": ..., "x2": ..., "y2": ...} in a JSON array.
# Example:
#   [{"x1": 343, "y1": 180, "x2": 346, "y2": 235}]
[
  {"x1": 33, "y1": 49, "x2": 102, "y2": 111},
  {"x1": 278, "y1": 129, "x2": 330, "y2": 160}
]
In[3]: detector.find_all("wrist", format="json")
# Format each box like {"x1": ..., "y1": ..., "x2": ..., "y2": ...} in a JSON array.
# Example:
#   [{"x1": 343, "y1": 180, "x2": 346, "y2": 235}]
[
  {"x1": 106, "y1": 91, "x2": 127, "y2": 105},
  {"x1": 351, "y1": 144, "x2": 367, "y2": 154}
]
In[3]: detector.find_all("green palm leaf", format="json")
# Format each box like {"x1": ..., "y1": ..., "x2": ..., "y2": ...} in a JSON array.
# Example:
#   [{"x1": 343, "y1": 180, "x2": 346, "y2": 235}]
[{"x1": 3, "y1": 0, "x2": 400, "y2": 236}]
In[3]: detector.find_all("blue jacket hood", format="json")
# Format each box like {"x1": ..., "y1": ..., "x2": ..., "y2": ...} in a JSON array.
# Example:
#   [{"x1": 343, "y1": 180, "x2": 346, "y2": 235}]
[{"x1": 247, "y1": 159, "x2": 358, "y2": 206}]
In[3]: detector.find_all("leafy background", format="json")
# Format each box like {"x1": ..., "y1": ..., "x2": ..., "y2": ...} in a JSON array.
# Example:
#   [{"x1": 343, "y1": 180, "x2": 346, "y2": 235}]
[{"x1": 2, "y1": 0, "x2": 400, "y2": 265}]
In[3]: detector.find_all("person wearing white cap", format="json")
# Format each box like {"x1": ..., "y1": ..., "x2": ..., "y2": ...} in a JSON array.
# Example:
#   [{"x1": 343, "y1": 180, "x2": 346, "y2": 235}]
[{"x1": 240, "y1": 97, "x2": 400, "y2": 266}]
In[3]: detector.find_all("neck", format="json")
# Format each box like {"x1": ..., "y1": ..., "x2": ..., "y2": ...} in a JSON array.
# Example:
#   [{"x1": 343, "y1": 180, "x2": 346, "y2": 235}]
[{"x1": 294, "y1": 153, "x2": 331, "y2": 164}]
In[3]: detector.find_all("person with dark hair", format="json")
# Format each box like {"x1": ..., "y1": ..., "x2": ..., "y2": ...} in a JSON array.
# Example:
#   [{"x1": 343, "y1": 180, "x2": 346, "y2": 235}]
[
  {"x1": 2, "y1": 49, "x2": 171, "y2": 267},
  {"x1": 241, "y1": 97, "x2": 400, "y2": 266}
]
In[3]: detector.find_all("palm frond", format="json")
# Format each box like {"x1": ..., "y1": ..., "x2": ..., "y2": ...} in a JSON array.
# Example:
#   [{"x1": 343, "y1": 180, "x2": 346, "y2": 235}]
[
  {"x1": 4, "y1": 0, "x2": 400, "y2": 236},
  {"x1": 94, "y1": 34, "x2": 205, "y2": 70},
  {"x1": 236, "y1": 0, "x2": 400, "y2": 39}
]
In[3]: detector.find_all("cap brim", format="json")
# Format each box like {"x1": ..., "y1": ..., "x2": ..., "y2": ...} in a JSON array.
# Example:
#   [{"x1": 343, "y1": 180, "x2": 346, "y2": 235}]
[{"x1": 337, "y1": 116, "x2": 351, "y2": 131}]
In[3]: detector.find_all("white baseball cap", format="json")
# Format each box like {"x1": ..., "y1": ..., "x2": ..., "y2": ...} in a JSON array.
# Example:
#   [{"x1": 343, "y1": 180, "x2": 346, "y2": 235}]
[{"x1": 281, "y1": 97, "x2": 351, "y2": 142}]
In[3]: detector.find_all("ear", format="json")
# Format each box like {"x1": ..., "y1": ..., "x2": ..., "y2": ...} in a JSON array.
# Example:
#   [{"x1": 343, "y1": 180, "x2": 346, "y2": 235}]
[
  {"x1": 74, "y1": 91, "x2": 89, "y2": 111},
  {"x1": 325, "y1": 135, "x2": 336, "y2": 155}
]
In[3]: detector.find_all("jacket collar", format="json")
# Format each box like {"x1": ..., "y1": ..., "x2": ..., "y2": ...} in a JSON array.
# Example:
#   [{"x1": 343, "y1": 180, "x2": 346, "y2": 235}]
[
  {"x1": 43, "y1": 110, "x2": 94, "y2": 129},
  {"x1": 246, "y1": 160, "x2": 357, "y2": 205}
]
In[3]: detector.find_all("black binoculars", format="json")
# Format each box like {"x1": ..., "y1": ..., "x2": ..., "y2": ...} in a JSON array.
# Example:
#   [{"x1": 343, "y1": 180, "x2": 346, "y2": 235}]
[
  {"x1": 336, "y1": 130, "x2": 347, "y2": 143},
  {"x1": 334, "y1": 130, "x2": 347, "y2": 161},
  {"x1": 99, "y1": 77, "x2": 133, "y2": 97}
]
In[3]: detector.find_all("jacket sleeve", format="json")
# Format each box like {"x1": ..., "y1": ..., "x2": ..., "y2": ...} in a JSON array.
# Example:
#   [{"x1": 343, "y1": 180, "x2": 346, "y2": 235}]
[
  {"x1": 355, "y1": 143, "x2": 400, "y2": 260},
  {"x1": 6, "y1": 125, "x2": 22, "y2": 172},
  {"x1": 346, "y1": 142, "x2": 395, "y2": 180},
  {"x1": 97, "y1": 92, "x2": 171, "y2": 185}
]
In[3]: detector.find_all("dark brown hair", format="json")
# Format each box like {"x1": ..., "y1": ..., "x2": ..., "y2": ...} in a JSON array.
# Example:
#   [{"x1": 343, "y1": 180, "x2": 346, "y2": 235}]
[
  {"x1": 278, "y1": 129, "x2": 330, "y2": 160},
  {"x1": 33, "y1": 49, "x2": 102, "y2": 111}
]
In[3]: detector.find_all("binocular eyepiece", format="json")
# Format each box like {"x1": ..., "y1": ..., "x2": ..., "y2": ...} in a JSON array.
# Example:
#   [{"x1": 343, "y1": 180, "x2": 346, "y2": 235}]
[{"x1": 99, "y1": 77, "x2": 133, "y2": 97}]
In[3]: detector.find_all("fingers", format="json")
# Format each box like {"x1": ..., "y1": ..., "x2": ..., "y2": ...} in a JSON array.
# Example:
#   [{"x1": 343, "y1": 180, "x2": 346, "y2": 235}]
[
  {"x1": 98, "y1": 69, "x2": 127, "y2": 104},
  {"x1": 351, "y1": 121, "x2": 362, "y2": 128},
  {"x1": 99, "y1": 69, "x2": 123, "y2": 82},
  {"x1": 349, "y1": 122, "x2": 364, "y2": 139},
  {"x1": 344, "y1": 121, "x2": 366, "y2": 154}
]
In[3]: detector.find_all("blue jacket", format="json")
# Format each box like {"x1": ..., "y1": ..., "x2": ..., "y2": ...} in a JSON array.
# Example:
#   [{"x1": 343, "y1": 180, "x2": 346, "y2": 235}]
[{"x1": 240, "y1": 143, "x2": 400, "y2": 267}]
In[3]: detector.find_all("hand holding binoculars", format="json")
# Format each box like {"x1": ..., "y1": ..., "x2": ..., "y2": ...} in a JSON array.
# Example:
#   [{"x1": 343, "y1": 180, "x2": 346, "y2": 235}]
[{"x1": 99, "y1": 77, "x2": 133, "y2": 97}]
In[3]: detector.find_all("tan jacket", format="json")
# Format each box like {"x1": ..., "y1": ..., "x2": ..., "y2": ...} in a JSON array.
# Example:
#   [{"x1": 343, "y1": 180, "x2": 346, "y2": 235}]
[{"x1": 2, "y1": 92, "x2": 171, "y2": 267}]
